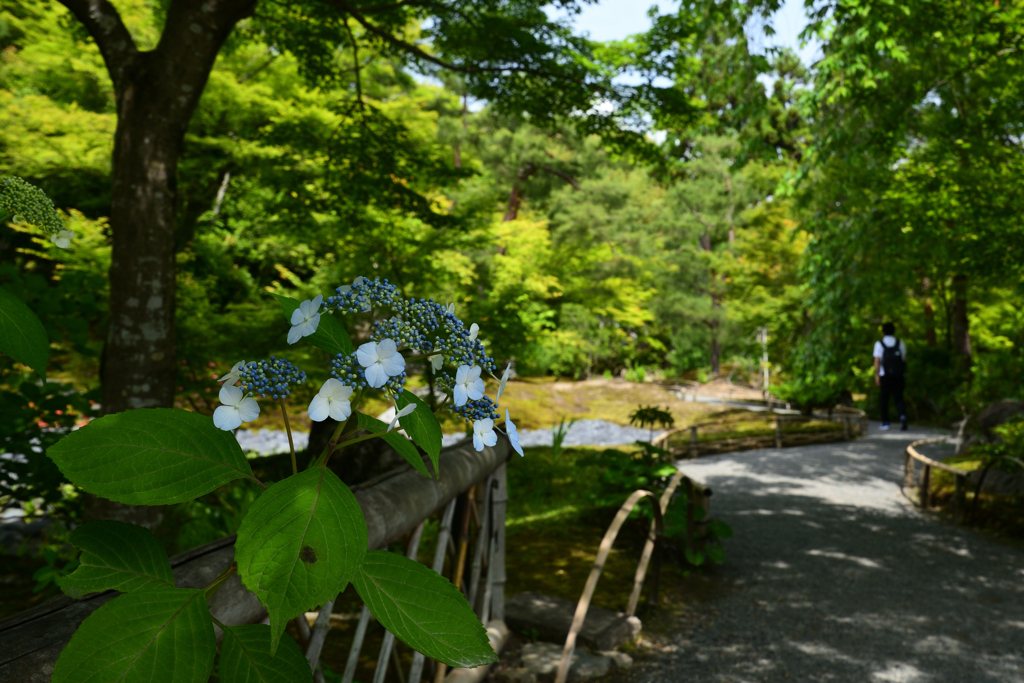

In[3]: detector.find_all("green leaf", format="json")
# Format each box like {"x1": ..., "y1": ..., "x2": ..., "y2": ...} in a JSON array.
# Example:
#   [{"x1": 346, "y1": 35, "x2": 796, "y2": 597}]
[
  {"x1": 47, "y1": 408, "x2": 254, "y2": 505},
  {"x1": 52, "y1": 587, "x2": 215, "y2": 683},
  {"x1": 59, "y1": 521, "x2": 174, "y2": 598},
  {"x1": 353, "y1": 550, "x2": 497, "y2": 668},
  {"x1": 394, "y1": 392, "x2": 442, "y2": 472},
  {"x1": 220, "y1": 624, "x2": 312, "y2": 683},
  {"x1": 272, "y1": 293, "x2": 353, "y2": 356},
  {"x1": 356, "y1": 411, "x2": 429, "y2": 478},
  {"x1": 684, "y1": 547, "x2": 706, "y2": 567},
  {"x1": 707, "y1": 543, "x2": 726, "y2": 564},
  {"x1": 235, "y1": 465, "x2": 367, "y2": 653},
  {"x1": 708, "y1": 519, "x2": 733, "y2": 540},
  {"x1": 0, "y1": 286, "x2": 48, "y2": 379}
]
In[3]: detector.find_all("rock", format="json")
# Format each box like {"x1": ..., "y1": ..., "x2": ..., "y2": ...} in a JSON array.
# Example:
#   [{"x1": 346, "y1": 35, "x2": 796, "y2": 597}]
[
  {"x1": 494, "y1": 668, "x2": 537, "y2": 683},
  {"x1": 975, "y1": 400, "x2": 1024, "y2": 441},
  {"x1": 505, "y1": 592, "x2": 642, "y2": 651},
  {"x1": 519, "y1": 642, "x2": 611, "y2": 681},
  {"x1": 598, "y1": 651, "x2": 633, "y2": 670},
  {"x1": 966, "y1": 468, "x2": 1024, "y2": 496}
]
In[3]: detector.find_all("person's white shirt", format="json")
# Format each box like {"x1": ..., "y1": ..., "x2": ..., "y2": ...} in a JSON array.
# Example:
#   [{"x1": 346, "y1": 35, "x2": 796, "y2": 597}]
[{"x1": 872, "y1": 335, "x2": 907, "y2": 376}]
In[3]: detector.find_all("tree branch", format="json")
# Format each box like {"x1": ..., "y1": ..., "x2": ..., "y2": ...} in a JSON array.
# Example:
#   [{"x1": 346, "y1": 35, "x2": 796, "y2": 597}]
[
  {"x1": 541, "y1": 165, "x2": 581, "y2": 190},
  {"x1": 56, "y1": 0, "x2": 138, "y2": 91}
]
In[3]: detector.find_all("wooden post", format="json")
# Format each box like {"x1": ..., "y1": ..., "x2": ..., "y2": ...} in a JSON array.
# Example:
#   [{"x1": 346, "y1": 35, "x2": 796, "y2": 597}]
[
  {"x1": 904, "y1": 450, "x2": 916, "y2": 490},
  {"x1": 919, "y1": 464, "x2": 931, "y2": 508},
  {"x1": 953, "y1": 474, "x2": 966, "y2": 524},
  {"x1": 774, "y1": 418, "x2": 782, "y2": 448},
  {"x1": 689, "y1": 426, "x2": 699, "y2": 458},
  {"x1": 490, "y1": 464, "x2": 508, "y2": 622}
]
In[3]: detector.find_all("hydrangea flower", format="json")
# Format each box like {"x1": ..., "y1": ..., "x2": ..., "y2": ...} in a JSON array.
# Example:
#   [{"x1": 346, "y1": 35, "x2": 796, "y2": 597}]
[
  {"x1": 388, "y1": 403, "x2": 416, "y2": 432},
  {"x1": 50, "y1": 230, "x2": 74, "y2": 249},
  {"x1": 496, "y1": 363, "x2": 511, "y2": 403},
  {"x1": 356, "y1": 339, "x2": 406, "y2": 389},
  {"x1": 218, "y1": 361, "x2": 245, "y2": 385},
  {"x1": 237, "y1": 357, "x2": 306, "y2": 399},
  {"x1": 288, "y1": 295, "x2": 323, "y2": 344},
  {"x1": 505, "y1": 409, "x2": 524, "y2": 457},
  {"x1": 473, "y1": 418, "x2": 497, "y2": 452},
  {"x1": 429, "y1": 354, "x2": 444, "y2": 372},
  {"x1": 309, "y1": 379, "x2": 353, "y2": 422},
  {"x1": 468, "y1": 323, "x2": 480, "y2": 341},
  {"x1": 0, "y1": 176, "x2": 66, "y2": 242},
  {"x1": 453, "y1": 365, "x2": 485, "y2": 407},
  {"x1": 213, "y1": 385, "x2": 260, "y2": 431}
]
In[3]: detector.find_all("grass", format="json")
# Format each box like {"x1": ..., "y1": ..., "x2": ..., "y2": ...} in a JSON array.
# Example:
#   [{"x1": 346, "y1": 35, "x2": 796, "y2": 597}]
[
  {"x1": 667, "y1": 416, "x2": 844, "y2": 449},
  {"x1": 927, "y1": 452, "x2": 1024, "y2": 541}
]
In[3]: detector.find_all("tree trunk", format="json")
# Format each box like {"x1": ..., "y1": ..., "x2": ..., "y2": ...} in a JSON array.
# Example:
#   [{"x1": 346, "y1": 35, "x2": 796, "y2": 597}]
[
  {"x1": 952, "y1": 273, "x2": 971, "y2": 360},
  {"x1": 58, "y1": 0, "x2": 257, "y2": 413}
]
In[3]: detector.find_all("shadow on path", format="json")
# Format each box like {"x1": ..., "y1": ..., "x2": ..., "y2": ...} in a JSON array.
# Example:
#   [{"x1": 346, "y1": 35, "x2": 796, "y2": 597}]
[{"x1": 626, "y1": 424, "x2": 1024, "y2": 682}]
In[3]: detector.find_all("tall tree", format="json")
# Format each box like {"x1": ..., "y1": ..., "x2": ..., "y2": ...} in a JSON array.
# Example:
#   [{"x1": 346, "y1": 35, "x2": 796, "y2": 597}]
[{"x1": 54, "y1": 0, "x2": 686, "y2": 413}]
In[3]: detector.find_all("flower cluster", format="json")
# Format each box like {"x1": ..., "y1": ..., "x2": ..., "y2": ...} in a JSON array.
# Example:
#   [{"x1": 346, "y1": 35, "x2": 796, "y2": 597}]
[
  {"x1": 0, "y1": 176, "x2": 72, "y2": 248},
  {"x1": 238, "y1": 357, "x2": 306, "y2": 400}
]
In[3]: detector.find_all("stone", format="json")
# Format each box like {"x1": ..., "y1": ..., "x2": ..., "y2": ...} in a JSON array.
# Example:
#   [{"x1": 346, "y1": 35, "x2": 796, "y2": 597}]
[
  {"x1": 598, "y1": 651, "x2": 633, "y2": 670},
  {"x1": 494, "y1": 667, "x2": 538, "y2": 683},
  {"x1": 519, "y1": 642, "x2": 611, "y2": 681},
  {"x1": 505, "y1": 592, "x2": 642, "y2": 651},
  {"x1": 976, "y1": 400, "x2": 1024, "y2": 441}
]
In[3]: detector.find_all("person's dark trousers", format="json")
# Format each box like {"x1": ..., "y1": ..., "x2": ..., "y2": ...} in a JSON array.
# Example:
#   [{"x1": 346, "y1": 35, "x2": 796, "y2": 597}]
[{"x1": 880, "y1": 374, "x2": 906, "y2": 425}]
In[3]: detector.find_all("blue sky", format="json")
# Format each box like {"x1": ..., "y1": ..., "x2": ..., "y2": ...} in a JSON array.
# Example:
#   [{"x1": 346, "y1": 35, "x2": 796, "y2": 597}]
[{"x1": 560, "y1": 0, "x2": 821, "y2": 67}]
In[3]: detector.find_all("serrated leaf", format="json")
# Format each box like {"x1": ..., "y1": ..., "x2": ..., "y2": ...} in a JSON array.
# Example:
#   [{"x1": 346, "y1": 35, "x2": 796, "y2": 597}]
[
  {"x1": 52, "y1": 587, "x2": 215, "y2": 683},
  {"x1": 272, "y1": 293, "x2": 353, "y2": 356},
  {"x1": 354, "y1": 550, "x2": 497, "y2": 668},
  {"x1": 47, "y1": 408, "x2": 254, "y2": 505},
  {"x1": 59, "y1": 520, "x2": 173, "y2": 598},
  {"x1": 235, "y1": 465, "x2": 367, "y2": 653},
  {"x1": 394, "y1": 392, "x2": 442, "y2": 472},
  {"x1": 220, "y1": 624, "x2": 312, "y2": 683},
  {"x1": 0, "y1": 286, "x2": 48, "y2": 379},
  {"x1": 356, "y1": 411, "x2": 429, "y2": 477}
]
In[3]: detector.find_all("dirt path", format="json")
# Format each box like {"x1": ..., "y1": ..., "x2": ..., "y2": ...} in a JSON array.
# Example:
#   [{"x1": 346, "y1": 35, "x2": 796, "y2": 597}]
[{"x1": 626, "y1": 424, "x2": 1024, "y2": 682}]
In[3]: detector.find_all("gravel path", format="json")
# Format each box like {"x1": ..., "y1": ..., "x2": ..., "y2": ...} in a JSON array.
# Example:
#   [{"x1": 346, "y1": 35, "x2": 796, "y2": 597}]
[{"x1": 626, "y1": 424, "x2": 1024, "y2": 683}]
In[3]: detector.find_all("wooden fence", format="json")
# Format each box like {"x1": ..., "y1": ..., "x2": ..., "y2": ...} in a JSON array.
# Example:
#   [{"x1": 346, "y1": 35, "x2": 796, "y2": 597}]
[
  {"x1": 903, "y1": 437, "x2": 969, "y2": 522},
  {"x1": 653, "y1": 406, "x2": 868, "y2": 457}
]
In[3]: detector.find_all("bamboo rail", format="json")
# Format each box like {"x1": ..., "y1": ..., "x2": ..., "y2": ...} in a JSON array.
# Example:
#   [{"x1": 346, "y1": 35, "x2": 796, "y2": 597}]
[
  {"x1": 653, "y1": 406, "x2": 868, "y2": 458},
  {"x1": 903, "y1": 437, "x2": 968, "y2": 522}
]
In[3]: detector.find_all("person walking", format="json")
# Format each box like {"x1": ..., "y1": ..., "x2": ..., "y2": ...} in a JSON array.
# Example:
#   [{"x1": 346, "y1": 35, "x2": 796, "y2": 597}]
[{"x1": 873, "y1": 322, "x2": 907, "y2": 431}]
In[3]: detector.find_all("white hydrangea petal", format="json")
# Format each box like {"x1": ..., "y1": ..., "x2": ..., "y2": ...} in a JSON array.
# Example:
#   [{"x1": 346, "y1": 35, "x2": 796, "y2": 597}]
[
  {"x1": 296, "y1": 314, "x2": 320, "y2": 338},
  {"x1": 237, "y1": 397, "x2": 260, "y2": 423},
  {"x1": 430, "y1": 354, "x2": 443, "y2": 372},
  {"x1": 213, "y1": 405, "x2": 242, "y2": 431},
  {"x1": 356, "y1": 342, "x2": 379, "y2": 368},
  {"x1": 377, "y1": 339, "x2": 398, "y2": 357},
  {"x1": 380, "y1": 352, "x2": 406, "y2": 377},
  {"x1": 468, "y1": 366, "x2": 482, "y2": 381},
  {"x1": 308, "y1": 394, "x2": 331, "y2": 422},
  {"x1": 467, "y1": 378, "x2": 485, "y2": 401},
  {"x1": 219, "y1": 384, "x2": 243, "y2": 407},
  {"x1": 287, "y1": 325, "x2": 304, "y2": 345},
  {"x1": 472, "y1": 432, "x2": 484, "y2": 452},
  {"x1": 290, "y1": 307, "x2": 306, "y2": 326},
  {"x1": 455, "y1": 365, "x2": 470, "y2": 384},
  {"x1": 483, "y1": 430, "x2": 498, "y2": 448},
  {"x1": 396, "y1": 403, "x2": 416, "y2": 418},
  {"x1": 453, "y1": 384, "x2": 468, "y2": 407},
  {"x1": 364, "y1": 364, "x2": 388, "y2": 389},
  {"x1": 497, "y1": 364, "x2": 511, "y2": 402},
  {"x1": 353, "y1": 277, "x2": 365, "y2": 287},
  {"x1": 328, "y1": 398, "x2": 352, "y2": 422},
  {"x1": 468, "y1": 323, "x2": 479, "y2": 341},
  {"x1": 321, "y1": 378, "x2": 352, "y2": 401}
]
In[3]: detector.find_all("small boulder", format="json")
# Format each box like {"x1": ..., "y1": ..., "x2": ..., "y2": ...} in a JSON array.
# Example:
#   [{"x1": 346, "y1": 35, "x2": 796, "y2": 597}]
[
  {"x1": 520, "y1": 642, "x2": 611, "y2": 681},
  {"x1": 505, "y1": 592, "x2": 641, "y2": 651},
  {"x1": 598, "y1": 651, "x2": 633, "y2": 670},
  {"x1": 976, "y1": 400, "x2": 1024, "y2": 441}
]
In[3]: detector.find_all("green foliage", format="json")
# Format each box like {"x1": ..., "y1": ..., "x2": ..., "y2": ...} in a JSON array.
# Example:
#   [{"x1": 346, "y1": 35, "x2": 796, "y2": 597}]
[
  {"x1": 59, "y1": 521, "x2": 174, "y2": 598},
  {"x1": 47, "y1": 409, "x2": 255, "y2": 505},
  {"x1": 356, "y1": 411, "x2": 430, "y2": 478},
  {"x1": 629, "y1": 405, "x2": 675, "y2": 433},
  {"x1": 550, "y1": 416, "x2": 578, "y2": 462},
  {"x1": 394, "y1": 391, "x2": 443, "y2": 470},
  {"x1": 220, "y1": 624, "x2": 313, "y2": 683},
  {"x1": 31, "y1": 546, "x2": 79, "y2": 594},
  {"x1": 234, "y1": 464, "x2": 367, "y2": 653},
  {"x1": 353, "y1": 550, "x2": 498, "y2": 669},
  {"x1": 0, "y1": 285, "x2": 48, "y2": 378},
  {"x1": 51, "y1": 588, "x2": 216, "y2": 683}
]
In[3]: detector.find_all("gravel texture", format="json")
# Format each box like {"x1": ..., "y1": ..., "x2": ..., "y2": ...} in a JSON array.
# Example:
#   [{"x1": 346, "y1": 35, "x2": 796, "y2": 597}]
[
  {"x1": 237, "y1": 419, "x2": 661, "y2": 455},
  {"x1": 623, "y1": 424, "x2": 1024, "y2": 683}
]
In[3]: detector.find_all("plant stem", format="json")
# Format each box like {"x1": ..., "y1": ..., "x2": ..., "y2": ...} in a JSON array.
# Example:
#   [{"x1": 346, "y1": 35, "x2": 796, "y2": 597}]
[
  {"x1": 281, "y1": 400, "x2": 297, "y2": 475},
  {"x1": 204, "y1": 563, "x2": 237, "y2": 602}
]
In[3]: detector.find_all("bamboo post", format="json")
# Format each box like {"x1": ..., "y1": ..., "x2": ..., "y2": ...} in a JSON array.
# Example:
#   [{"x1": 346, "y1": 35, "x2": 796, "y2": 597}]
[
  {"x1": 904, "y1": 449, "x2": 916, "y2": 490},
  {"x1": 371, "y1": 522, "x2": 425, "y2": 683},
  {"x1": 919, "y1": 464, "x2": 931, "y2": 508},
  {"x1": 689, "y1": 426, "x2": 698, "y2": 458},
  {"x1": 490, "y1": 464, "x2": 508, "y2": 622},
  {"x1": 953, "y1": 474, "x2": 966, "y2": 524},
  {"x1": 774, "y1": 417, "x2": 782, "y2": 448}
]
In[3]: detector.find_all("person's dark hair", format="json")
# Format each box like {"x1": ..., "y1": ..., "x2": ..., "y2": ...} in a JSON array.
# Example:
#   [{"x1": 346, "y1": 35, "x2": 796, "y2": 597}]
[{"x1": 882, "y1": 322, "x2": 895, "y2": 336}]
